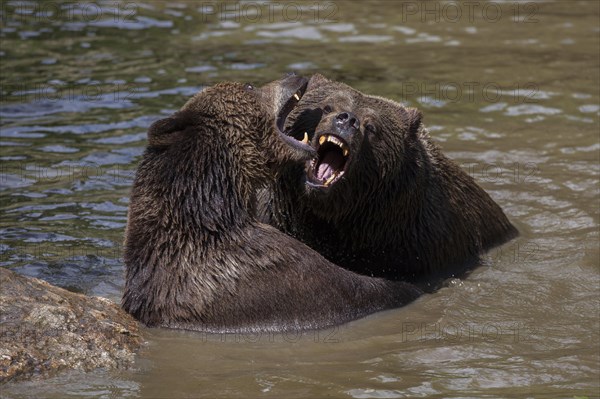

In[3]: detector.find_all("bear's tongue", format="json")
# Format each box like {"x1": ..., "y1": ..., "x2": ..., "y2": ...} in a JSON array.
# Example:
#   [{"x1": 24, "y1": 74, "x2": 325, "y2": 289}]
[{"x1": 317, "y1": 151, "x2": 345, "y2": 182}]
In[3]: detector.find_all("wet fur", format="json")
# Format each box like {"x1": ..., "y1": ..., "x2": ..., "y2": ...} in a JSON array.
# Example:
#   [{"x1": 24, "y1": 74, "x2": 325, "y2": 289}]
[
  {"x1": 122, "y1": 80, "x2": 422, "y2": 332},
  {"x1": 263, "y1": 74, "x2": 518, "y2": 289}
]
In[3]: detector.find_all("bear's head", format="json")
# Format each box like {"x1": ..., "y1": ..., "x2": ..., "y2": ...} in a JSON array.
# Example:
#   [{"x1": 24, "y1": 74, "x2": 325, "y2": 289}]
[
  {"x1": 145, "y1": 75, "x2": 315, "y2": 191},
  {"x1": 283, "y1": 74, "x2": 425, "y2": 216}
]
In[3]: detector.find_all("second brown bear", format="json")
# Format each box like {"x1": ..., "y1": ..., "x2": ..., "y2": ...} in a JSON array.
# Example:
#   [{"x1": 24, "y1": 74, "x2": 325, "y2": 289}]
[{"x1": 261, "y1": 74, "x2": 518, "y2": 289}]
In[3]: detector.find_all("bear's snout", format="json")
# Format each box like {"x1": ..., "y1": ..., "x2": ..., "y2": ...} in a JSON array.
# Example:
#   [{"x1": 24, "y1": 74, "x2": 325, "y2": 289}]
[{"x1": 333, "y1": 112, "x2": 360, "y2": 140}]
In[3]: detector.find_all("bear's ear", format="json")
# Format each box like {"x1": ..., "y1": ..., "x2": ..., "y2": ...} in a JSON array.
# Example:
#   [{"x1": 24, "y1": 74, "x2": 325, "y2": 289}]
[
  {"x1": 308, "y1": 73, "x2": 330, "y2": 89},
  {"x1": 147, "y1": 113, "x2": 188, "y2": 147},
  {"x1": 405, "y1": 107, "x2": 423, "y2": 135}
]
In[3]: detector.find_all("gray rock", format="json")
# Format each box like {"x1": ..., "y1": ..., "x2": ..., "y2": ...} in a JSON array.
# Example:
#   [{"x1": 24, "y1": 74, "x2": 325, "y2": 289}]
[{"x1": 0, "y1": 267, "x2": 141, "y2": 383}]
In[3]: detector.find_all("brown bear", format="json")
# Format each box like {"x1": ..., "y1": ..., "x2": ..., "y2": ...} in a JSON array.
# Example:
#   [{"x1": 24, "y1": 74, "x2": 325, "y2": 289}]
[
  {"x1": 261, "y1": 74, "x2": 518, "y2": 289},
  {"x1": 122, "y1": 75, "x2": 422, "y2": 333}
]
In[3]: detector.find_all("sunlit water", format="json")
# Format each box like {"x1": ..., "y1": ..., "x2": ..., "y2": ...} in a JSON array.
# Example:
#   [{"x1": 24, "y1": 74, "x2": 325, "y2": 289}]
[{"x1": 1, "y1": 1, "x2": 598, "y2": 398}]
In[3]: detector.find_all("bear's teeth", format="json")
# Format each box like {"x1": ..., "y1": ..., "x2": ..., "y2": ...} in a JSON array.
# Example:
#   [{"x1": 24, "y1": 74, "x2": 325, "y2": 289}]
[
  {"x1": 325, "y1": 136, "x2": 349, "y2": 150},
  {"x1": 302, "y1": 132, "x2": 309, "y2": 144},
  {"x1": 326, "y1": 136, "x2": 342, "y2": 147},
  {"x1": 324, "y1": 172, "x2": 338, "y2": 186},
  {"x1": 318, "y1": 134, "x2": 349, "y2": 155},
  {"x1": 293, "y1": 93, "x2": 300, "y2": 101}
]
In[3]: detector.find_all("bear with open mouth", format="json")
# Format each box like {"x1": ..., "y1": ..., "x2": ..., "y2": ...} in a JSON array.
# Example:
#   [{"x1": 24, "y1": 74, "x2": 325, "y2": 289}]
[
  {"x1": 122, "y1": 75, "x2": 422, "y2": 332},
  {"x1": 261, "y1": 74, "x2": 518, "y2": 288}
]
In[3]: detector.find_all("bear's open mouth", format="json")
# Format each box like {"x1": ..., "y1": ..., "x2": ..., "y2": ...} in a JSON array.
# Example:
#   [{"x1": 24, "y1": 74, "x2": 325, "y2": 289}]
[
  {"x1": 274, "y1": 78, "x2": 317, "y2": 159},
  {"x1": 276, "y1": 81, "x2": 308, "y2": 134},
  {"x1": 307, "y1": 134, "x2": 350, "y2": 187}
]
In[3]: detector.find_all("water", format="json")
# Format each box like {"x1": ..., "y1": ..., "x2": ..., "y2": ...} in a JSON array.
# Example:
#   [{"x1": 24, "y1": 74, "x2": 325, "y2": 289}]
[{"x1": 1, "y1": 1, "x2": 598, "y2": 397}]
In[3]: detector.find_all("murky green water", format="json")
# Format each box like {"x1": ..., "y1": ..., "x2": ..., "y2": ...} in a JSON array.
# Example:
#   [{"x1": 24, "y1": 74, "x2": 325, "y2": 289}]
[{"x1": 1, "y1": 0, "x2": 598, "y2": 397}]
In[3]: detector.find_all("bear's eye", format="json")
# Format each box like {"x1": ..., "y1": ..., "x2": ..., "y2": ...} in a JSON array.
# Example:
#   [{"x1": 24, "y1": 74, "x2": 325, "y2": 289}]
[
  {"x1": 322, "y1": 105, "x2": 333, "y2": 114},
  {"x1": 244, "y1": 83, "x2": 255, "y2": 91},
  {"x1": 365, "y1": 123, "x2": 377, "y2": 135}
]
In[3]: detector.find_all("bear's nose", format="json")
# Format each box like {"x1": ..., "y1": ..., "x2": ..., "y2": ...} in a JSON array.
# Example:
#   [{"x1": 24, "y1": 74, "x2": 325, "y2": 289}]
[{"x1": 335, "y1": 112, "x2": 360, "y2": 131}]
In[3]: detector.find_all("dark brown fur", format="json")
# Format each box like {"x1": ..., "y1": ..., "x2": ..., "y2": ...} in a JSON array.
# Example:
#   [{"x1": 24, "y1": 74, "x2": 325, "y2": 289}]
[
  {"x1": 122, "y1": 78, "x2": 422, "y2": 332},
  {"x1": 263, "y1": 74, "x2": 518, "y2": 289}
]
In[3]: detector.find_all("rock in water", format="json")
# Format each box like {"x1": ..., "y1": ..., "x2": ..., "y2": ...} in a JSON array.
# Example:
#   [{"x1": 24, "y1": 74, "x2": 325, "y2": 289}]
[{"x1": 0, "y1": 268, "x2": 141, "y2": 383}]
